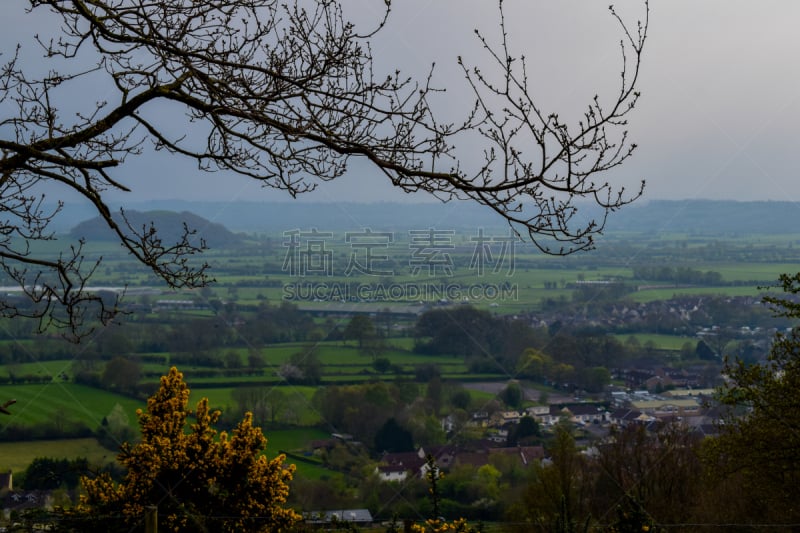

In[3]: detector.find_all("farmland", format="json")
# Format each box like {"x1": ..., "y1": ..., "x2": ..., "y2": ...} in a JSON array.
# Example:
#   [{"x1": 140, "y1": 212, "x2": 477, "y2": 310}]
[
  {"x1": 1, "y1": 202, "x2": 799, "y2": 487},
  {"x1": 0, "y1": 438, "x2": 111, "y2": 475}
]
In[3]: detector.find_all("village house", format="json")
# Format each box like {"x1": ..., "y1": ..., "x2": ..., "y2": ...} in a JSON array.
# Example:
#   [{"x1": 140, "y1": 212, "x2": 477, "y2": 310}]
[
  {"x1": 377, "y1": 450, "x2": 427, "y2": 481},
  {"x1": 533, "y1": 403, "x2": 608, "y2": 426},
  {"x1": 375, "y1": 464, "x2": 409, "y2": 482},
  {"x1": 525, "y1": 405, "x2": 550, "y2": 418},
  {"x1": 630, "y1": 398, "x2": 702, "y2": 419},
  {"x1": 609, "y1": 407, "x2": 656, "y2": 428},
  {"x1": 377, "y1": 442, "x2": 546, "y2": 481},
  {"x1": 304, "y1": 509, "x2": 374, "y2": 528},
  {"x1": 566, "y1": 403, "x2": 609, "y2": 425}
]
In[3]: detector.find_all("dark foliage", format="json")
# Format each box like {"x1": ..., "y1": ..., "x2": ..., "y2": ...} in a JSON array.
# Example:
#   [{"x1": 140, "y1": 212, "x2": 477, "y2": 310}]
[{"x1": 375, "y1": 417, "x2": 415, "y2": 454}]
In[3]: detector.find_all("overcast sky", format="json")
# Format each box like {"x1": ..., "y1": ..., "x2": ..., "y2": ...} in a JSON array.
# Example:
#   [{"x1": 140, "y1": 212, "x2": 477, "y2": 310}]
[
  {"x1": 323, "y1": 0, "x2": 800, "y2": 205},
  {"x1": 4, "y1": 1, "x2": 800, "y2": 206}
]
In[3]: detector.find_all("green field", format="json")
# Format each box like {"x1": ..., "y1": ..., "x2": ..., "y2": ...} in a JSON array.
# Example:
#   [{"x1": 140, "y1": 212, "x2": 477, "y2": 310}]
[
  {"x1": 0, "y1": 438, "x2": 113, "y2": 474},
  {"x1": 18, "y1": 230, "x2": 800, "y2": 311},
  {"x1": 0, "y1": 360, "x2": 74, "y2": 379},
  {"x1": 3, "y1": 229, "x2": 797, "y2": 482},
  {"x1": 629, "y1": 285, "x2": 768, "y2": 302},
  {"x1": 0, "y1": 430, "x2": 337, "y2": 480},
  {"x1": 612, "y1": 333, "x2": 697, "y2": 351},
  {"x1": 1, "y1": 383, "x2": 142, "y2": 429},
  {"x1": 264, "y1": 427, "x2": 330, "y2": 452}
]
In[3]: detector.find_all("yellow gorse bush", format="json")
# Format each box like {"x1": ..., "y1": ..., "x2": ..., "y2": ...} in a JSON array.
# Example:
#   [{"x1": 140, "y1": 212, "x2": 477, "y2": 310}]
[{"x1": 75, "y1": 367, "x2": 299, "y2": 532}]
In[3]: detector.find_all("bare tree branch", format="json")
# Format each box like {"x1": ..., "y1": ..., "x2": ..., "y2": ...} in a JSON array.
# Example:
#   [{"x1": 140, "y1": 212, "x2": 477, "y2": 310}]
[{"x1": 1, "y1": 0, "x2": 649, "y2": 338}]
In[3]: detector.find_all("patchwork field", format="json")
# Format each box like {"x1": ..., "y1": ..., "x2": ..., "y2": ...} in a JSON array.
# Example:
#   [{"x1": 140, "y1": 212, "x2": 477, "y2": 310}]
[{"x1": 2, "y1": 227, "x2": 797, "y2": 484}]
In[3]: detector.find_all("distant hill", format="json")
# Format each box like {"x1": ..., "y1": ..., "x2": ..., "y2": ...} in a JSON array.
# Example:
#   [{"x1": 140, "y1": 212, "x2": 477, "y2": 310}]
[
  {"x1": 604, "y1": 200, "x2": 800, "y2": 235},
  {"x1": 113, "y1": 200, "x2": 506, "y2": 233},
  {"x1": 69, "y1": 210, "x2": 243, "y2": 248},
  {"x1": 59, "y1": 199, "x2": 800, "y2": 237},
  {"x1": 131, "y1": 199, "x2": 800, "y2": 236}
]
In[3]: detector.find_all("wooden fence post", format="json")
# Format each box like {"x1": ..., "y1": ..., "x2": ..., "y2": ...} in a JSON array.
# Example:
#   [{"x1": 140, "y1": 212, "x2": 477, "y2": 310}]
[{"x1": 145, "y1": 505, "x2": 157, "y2": 533}]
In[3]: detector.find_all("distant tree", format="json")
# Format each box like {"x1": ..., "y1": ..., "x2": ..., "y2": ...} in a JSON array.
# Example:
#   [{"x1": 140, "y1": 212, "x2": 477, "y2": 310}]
[
  {"x1": 680, "y1": 341, "x2": 695, "y2": 360},
  {"x1": 499, "y1": 382, "x2": 524, "y2": 409},
  {"x1": 414, "y1": 363, "x2": 442, "y2": 383},
  {"x1": 643, "y1": 339, "x2": 658, "y2": 355},
  {"x1": 414, "y1": 306, "x2": 498, "y2": 357},
  {"x1": 625, "y1": 335, "x2": 642, "y2": 352},
  {"x1": 344, "y1": 315, "x2": 376, "y2": 349},
  {"x1": 377, "y1": 309, "x2": 394, "y2": 337},
  {"x1": 404, "y1": 409, "x2": 447, "y2": 447},
  {"x1": 247, "y1": 350, "x2": 266, "y2": 371},
  {"x1": 96, "y1": 324, "x2": 135, "y2": 355},
  {"x1": 725, "y1": 339, "x2": 761, "y2": 367},
  {"x1": 23, "y1": 457, "x2": 90, "y2": 491},
  {"x1": 224, "y1": 350, "x2": 243, "y2": 369},
  {"x1": 373, "y1": 357, "x2": 392, "y2": 374},
  {"x1": 374, "y1": 418, "x2": 414, "y2": 454},
  {"x1": 572, "y1": 281, "x2": 634, "y2": 303},
  {"x1": 708, "y1": 330, "x2": 736, "y2": 359},
  {"x1": 538, "y1": 391, "x2": 550, "y2": 405},
  {"x1": 313, "y1": 383, "x2": 404, "y2": 444},
  {"x1": 507, "y1": 416, "x2": 541, "y2": 446},
  {"x1": 231, "y1": 387, "x2": 290, "y2": 427},
  {"x1": 360, "y1": 336, "x2": 389, "y2": 361},
  {"x1": 294, "y1": 347, "x2": 323, "y2": 385},
  {"x1": 593, "y1": 422, "x2": 703, "y2": 528},
  {"x1": 96, "y1": 402, "x2": 136, "y2": 451},
  {"x1": 512, "y1": 423, "x2": 592, "y2": 532},
  {"x1": 101, "y1": 356, "x2": 141, "y2": 394},
  {"x1": 449, "y1": 389, "x2": 472, "y2": 411},
  {"x1": 425, "y1": 376, "x2": 444, "y2": 416},
  {"x1": 69, "y1": 368, "x2": 298, "y2": 532},
  {"x1": 695, "y1": 339, "x2": 717, "y2": 360},
  {"x1": 325, "y1": 325, "x2": 344, "y2": 343},
  {"x1": 516, "y1": 348, "x2": 554, "y2": 382},
  {"x1": 288, "y1": 474, "x2": 354, "y2": 513},
  {"x1": 578, "y1": 366, "x2": 611, "y2": 393}
]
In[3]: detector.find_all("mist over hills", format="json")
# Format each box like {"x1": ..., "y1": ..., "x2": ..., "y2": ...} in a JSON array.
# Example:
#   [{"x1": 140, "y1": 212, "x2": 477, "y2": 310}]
[
  {"x1": 69, "y1": 210, "x2": 243, "y2": 248},
  {"x1": 605, "y1": 200, "x2": 800, "y2": 235},
  {"x1": 59, "y1": 199, "x2": 800, "y2": 237}
]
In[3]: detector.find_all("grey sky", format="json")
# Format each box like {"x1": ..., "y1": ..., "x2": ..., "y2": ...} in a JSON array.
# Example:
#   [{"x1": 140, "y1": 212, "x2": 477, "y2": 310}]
[
  {"x1": 4, "y1": 1, "x2": 800, "y2": 206},
  {"x1": 331, "y1": 0, "x2": 800, "y2": 204}
]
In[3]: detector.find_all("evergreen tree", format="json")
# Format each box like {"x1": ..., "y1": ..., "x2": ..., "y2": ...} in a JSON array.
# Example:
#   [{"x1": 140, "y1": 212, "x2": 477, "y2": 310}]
[{"x1": 375, "y1": 418, "x2": 414, "y2": 453}]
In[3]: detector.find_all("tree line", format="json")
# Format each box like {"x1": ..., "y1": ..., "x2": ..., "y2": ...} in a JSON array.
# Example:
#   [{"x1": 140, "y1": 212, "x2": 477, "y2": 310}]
[{"x1": 632, "y1": 265, "x2": 724, "y2": 285}]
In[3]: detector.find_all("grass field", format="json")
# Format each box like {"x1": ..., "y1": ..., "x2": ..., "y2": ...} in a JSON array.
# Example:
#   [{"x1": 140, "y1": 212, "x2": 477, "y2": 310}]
[
  {"x1": 612, "y1": 333, "x2": 697, "y2": 351},
  {"x1": 5, "y1": 231, "x2": 798, "y2": 481},
  {"x1": 1, "y1": 383, "x2": 142, "y2": 429},
  {"x1": 0, "y1": 438, "x2": 113, "y2": 474},
  {"x1": 710, "y1": 262, "x2": 797, "y2": 283},
  {"x1": 0, "y1": 431, "x2": 336, "y2": 480},
  {"x1": 0, "y1": 360, "x2": 74, "y2": 379},
  {"x1": 24, "y1": 230, "x2": 800, "y2": 305},
  {"x1": 259, "y1": 427, "x2": 334, "y2": 479},
  {"x1": 635, "y1": 285, "x2": 771, "y2": 302},
  {"x1": 0, "y1": 320, "x2": 695, "y2": 438},
  {"x1": 264, "y1": 427, "x2": 330, "y2": 452}
]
